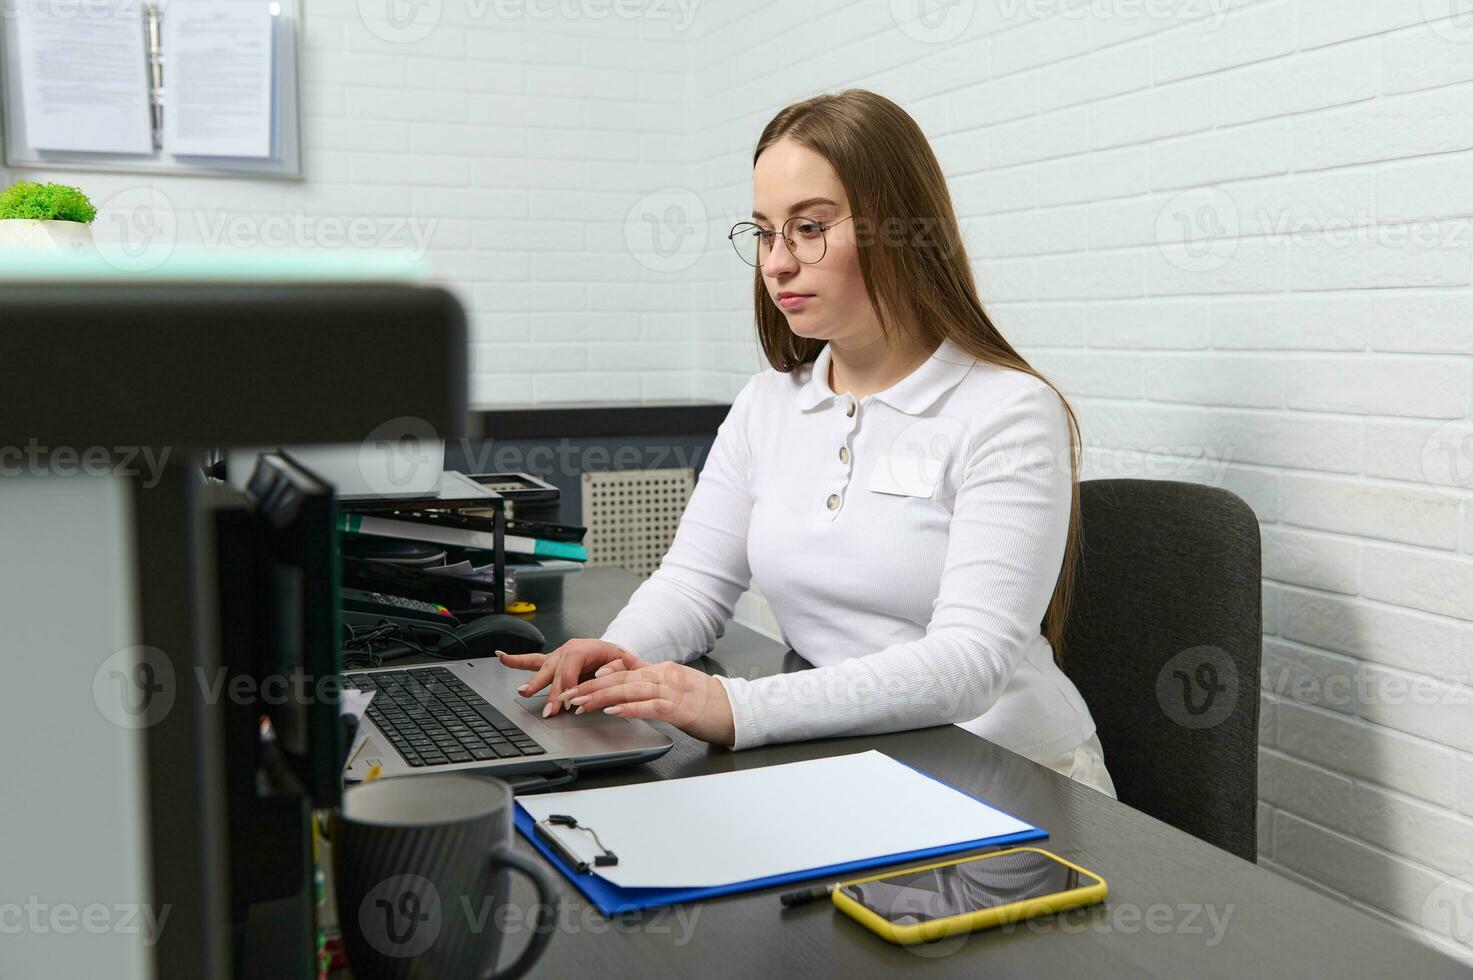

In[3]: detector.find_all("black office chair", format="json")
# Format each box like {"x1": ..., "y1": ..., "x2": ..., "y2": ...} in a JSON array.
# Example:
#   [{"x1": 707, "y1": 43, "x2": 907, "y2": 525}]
[{"x1": 1056, "y1": 478, "x2": 1262, "y2": 862}]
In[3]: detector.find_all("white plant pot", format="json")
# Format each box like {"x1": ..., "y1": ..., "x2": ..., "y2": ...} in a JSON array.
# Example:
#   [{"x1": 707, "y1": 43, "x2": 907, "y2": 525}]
[{"x1": 0, "y1": 218, "x2": 95, "y2": 254}]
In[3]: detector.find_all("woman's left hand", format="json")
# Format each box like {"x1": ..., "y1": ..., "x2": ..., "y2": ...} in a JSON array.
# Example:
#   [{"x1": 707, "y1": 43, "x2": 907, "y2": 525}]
[{"x1": 553, "y1": 649, "x2": 736, "y2": 748}]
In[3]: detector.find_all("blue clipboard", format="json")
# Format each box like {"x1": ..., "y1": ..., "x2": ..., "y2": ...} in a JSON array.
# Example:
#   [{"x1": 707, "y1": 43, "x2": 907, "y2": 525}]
[{"x1": 512, "y1": 760, "x2": 1048, "y2": 916}]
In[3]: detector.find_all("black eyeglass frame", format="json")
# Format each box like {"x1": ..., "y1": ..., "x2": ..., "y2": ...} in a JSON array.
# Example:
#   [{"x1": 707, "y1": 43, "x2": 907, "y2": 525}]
[{"x1": 726, "y1": 213, "x2": 855, "y2": 267}]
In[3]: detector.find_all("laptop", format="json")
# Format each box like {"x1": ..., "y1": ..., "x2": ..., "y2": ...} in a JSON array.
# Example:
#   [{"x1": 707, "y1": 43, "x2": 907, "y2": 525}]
[{"x1": 342, "y1": 658, "x2": 674, "y2": 782}]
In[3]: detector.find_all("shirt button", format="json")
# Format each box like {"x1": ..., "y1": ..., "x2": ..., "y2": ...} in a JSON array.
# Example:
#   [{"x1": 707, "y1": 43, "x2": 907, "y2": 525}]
[
  {"x1": 846, "y1": 402, "x2": 856, "y2": 417},
  {"x1": 838, "y1": 447, "x2": 849, "y2": 464},
  {"x1": 826, "y1": 493, "x2": 841, "y2": 511}
]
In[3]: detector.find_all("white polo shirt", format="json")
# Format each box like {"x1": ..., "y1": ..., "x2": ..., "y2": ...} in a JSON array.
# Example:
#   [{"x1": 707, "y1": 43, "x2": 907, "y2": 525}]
[{"x1": 599, "y1": 336, "x2": 1098, "y2": 762}]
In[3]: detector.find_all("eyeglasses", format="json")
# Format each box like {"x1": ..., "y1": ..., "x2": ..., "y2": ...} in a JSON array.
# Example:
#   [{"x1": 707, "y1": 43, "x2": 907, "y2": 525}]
[{"x1": 727, "y1": 214, "x2": 854, "y2": 268}]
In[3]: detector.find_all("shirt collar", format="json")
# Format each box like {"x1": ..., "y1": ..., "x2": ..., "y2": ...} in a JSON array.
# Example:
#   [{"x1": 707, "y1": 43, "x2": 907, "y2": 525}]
[{"x1": 794, "y1": 336, "x2": 975, "y2": 415}]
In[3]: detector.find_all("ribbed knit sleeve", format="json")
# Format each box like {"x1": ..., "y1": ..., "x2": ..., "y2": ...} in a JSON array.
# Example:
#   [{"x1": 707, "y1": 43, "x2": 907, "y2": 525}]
[
  {"x1": 598, "y1": 375, "x2": 759, "y2": 664},
  {"x1": 713, "y1": 380, "x2": 1073, "y2": 750}
]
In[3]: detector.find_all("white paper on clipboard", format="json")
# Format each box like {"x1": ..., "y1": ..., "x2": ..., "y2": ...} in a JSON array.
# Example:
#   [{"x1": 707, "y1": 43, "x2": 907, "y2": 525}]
[{"x1": 518, "y1": 750, "x2": 1035, "y2": 890}]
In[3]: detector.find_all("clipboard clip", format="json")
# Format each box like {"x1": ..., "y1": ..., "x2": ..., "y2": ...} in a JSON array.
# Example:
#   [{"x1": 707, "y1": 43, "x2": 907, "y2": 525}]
[{"x1": 533, "y1": 814, "x2": 618, "y2": 873}]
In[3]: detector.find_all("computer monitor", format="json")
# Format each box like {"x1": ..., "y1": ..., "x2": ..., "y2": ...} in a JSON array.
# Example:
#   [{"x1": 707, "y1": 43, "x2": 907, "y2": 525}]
[
  {"x1": 240, "y1": 450, "x2": 345, "y2": 808},
  {"x1": 0, "y1": 276, "x2": 467, "y2": 979}
]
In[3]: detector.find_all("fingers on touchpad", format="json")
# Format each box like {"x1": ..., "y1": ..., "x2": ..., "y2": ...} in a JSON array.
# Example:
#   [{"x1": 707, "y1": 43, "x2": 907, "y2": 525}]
[{"x1": 516, "y1": 694, "x2": 628, "y2": 726}]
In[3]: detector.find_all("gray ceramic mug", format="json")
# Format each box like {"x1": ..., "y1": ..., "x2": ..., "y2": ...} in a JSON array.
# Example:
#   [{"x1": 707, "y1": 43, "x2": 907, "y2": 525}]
[{"x1": 333, "y1": 774, "x2": 557, "y2": 980}]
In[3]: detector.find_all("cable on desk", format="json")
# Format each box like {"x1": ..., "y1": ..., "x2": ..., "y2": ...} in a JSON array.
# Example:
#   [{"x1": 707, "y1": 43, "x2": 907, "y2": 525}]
[
  {"x1": 340, "y1": 618, "x2": 474, "y2": 669},
  {"x1": 498, "y1": 759, "x2": 579, "y2": 795}
]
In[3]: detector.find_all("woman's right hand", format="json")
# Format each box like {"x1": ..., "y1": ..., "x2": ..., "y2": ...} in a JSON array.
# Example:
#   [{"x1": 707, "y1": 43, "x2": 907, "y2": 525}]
[{"x1": 496, "y1": 639, "x2": 635, "y2": 717}]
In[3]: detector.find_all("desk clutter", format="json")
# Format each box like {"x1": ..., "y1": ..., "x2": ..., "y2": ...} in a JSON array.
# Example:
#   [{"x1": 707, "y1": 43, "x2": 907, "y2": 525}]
[
  {"x1": 329, "y1": 470, "x2": 577, "y2": 670},
  {"x1": 334, "y1": 471, "x2": 582, "y2": 655}
]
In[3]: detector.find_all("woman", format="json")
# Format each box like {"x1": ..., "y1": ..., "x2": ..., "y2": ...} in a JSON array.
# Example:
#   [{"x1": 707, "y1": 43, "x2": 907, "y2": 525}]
[{"x1": 498, "y1": 89, "x2": 1116, "y2": 797}]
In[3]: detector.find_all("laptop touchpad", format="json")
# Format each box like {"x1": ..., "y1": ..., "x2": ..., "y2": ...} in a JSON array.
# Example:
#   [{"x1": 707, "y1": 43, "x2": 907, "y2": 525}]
[{"x1": 516, "y1": 694, "x2": 629, "y2": 726}]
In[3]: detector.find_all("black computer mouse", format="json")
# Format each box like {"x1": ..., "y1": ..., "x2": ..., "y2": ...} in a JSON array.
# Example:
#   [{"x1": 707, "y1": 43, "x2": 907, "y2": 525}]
[{"x1": 439, "y1": 613, "x2": 545, "y2": 658}]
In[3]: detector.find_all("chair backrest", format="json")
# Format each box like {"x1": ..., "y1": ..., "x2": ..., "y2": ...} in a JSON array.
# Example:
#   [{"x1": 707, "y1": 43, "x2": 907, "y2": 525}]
[{"x1": 1056, "y1": 479, "x2": 1262, "y2": 861}]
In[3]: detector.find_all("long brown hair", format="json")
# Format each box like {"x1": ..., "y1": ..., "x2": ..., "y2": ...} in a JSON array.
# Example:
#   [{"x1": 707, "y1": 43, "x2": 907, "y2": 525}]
[{"x1": 750, "y1": 88, "x2": 1082, "y2": 665}]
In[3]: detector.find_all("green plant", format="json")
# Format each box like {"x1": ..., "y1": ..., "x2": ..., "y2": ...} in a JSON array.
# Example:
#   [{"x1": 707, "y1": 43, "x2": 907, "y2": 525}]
[{"x1": 0, "y1": 181, "x2": 97, "y2": 223}]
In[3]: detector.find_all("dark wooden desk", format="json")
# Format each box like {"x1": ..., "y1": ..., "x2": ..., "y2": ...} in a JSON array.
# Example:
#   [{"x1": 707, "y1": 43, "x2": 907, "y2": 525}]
[{"x1": 478, "y1": 568, "x2": 1465, "y2": 978}]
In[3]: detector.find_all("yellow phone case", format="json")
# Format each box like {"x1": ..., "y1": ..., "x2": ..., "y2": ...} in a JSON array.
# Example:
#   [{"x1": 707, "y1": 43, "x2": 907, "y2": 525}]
[{"x1": 831, "y1": 847, "x2": 1108, "y2": 945}]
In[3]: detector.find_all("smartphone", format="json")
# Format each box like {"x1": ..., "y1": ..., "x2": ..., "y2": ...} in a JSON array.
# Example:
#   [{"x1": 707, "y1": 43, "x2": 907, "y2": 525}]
[{"x1": 831, "y1": 847, "x2": 1107, "y2": 945}]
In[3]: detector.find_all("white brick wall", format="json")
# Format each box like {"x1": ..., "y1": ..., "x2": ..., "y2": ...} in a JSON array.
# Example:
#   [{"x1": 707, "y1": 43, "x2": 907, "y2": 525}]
[{"x1": 3, "y1": 0, "x2": 1470, "y2": 961}]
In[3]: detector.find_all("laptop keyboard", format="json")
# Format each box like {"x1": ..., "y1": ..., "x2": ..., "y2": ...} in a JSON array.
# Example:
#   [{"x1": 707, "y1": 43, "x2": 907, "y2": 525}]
[{"x1": 344, "y1": 666, "x2": 547, "y2": 768}]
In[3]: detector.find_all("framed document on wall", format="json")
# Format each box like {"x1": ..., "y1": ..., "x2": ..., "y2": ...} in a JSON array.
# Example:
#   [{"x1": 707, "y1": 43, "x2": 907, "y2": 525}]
[{"x1": 0, "y1": 0, "x2": 303, "y2": 179}]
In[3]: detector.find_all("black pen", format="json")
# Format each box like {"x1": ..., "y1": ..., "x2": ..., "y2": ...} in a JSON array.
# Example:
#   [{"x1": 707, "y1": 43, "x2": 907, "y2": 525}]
[{"x1": 779, "y1": 883, "x2": 836, "y2": 908}]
